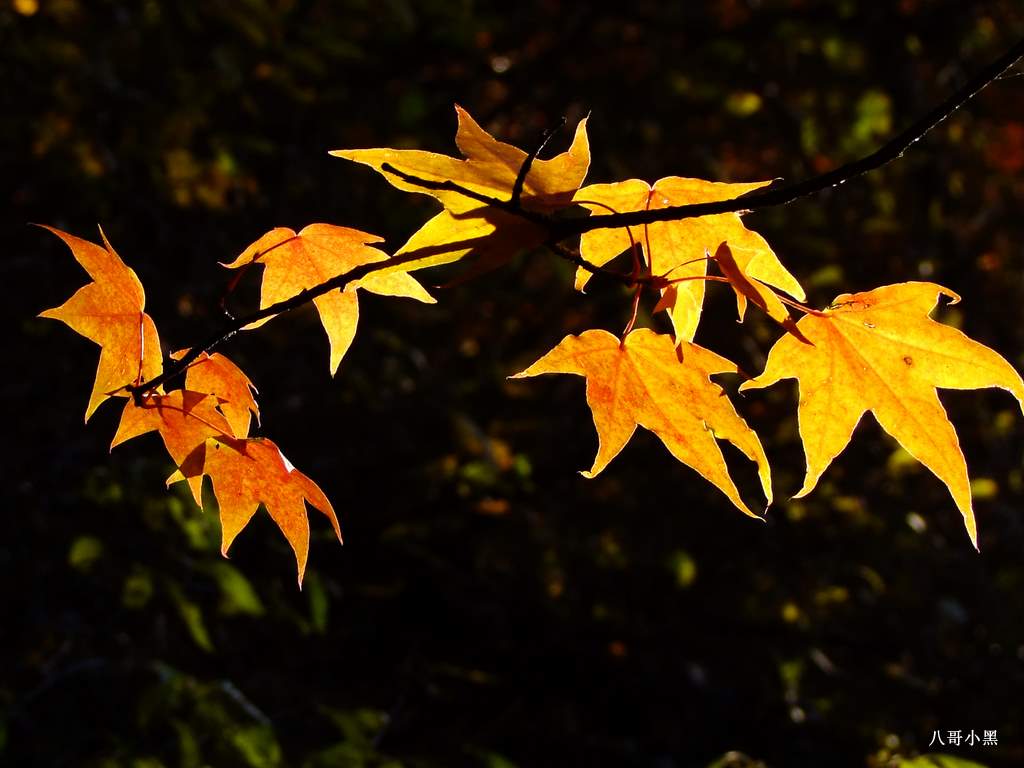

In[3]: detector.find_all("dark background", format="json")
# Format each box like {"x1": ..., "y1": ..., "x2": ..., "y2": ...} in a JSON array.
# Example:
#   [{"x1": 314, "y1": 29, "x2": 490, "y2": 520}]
[{"x1": 3, "y1": 1, "x2": 1024, "y2": 766}]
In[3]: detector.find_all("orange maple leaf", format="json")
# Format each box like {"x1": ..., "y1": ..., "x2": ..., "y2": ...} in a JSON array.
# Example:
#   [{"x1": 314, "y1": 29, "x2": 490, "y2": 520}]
[
  {"x1": 573, "y1": 178, "x2": 804, "y2": 342},
  {"x1": 111, "y1": 389, "x2": 235, "y2": 504},
  {"x1": 331, "y1": 105, "x2": 590, "y2": 273},
  {"x1": 710, "y1": 242, "x2": 811, "y2": 344},
  {"x1": 223, "y1": 224, "x2": 434, "y2": 374},
  {"x1": 739, "y1": 282, "x2": 1024, "y2": 546},
  {"x1": 172, "y1": 349, "x2": 260, "y2": 438},
  {"x1": 512, "y1": 328, "x2": 772, "y2": 516},
  {"x1": 172, "y1": 436, "x2": 341, "y2": 586},
  {"x1": 38, "y1": 226, "x2": 163, "y2": 420}
]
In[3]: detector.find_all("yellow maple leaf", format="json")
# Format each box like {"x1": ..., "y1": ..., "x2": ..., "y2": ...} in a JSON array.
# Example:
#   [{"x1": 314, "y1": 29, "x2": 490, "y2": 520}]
[
  {"x1": 393, "y1": 207, "x2": 548, "y2": 281},
  {"x1": 573, "y1": 178, "x2": 804, "y2": 342},
  {"x1": 512, "y1": 328, "x2": 772, "y2": 516},
  {"x1": 739, "y1": 282, "x2": 1024, "y2": 546},
  {"x1": 331, "y1": 105, "x2": 589, "y2": 273},
  {"x1": 38, "y1": 226, "x2": 163, "y2": 420},
  {"x1": 223, "y1": 224, "x2": 434, "y2": 374},
  {"x1": 711, "y1": 242, "x2": 810, "y2": 343}
]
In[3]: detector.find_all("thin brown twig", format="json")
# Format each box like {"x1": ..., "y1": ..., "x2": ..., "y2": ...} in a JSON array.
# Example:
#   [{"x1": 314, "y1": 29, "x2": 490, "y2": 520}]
[
  {"x1": 544, "y1": 241, "x2": 640, "y2": 286},
  {"x1": 776, "y1": 292, "x2": 827, "y2": 317},
  {"x1": 380, "y1": 163, "x2": 552, "y2": 226},
  {"x1": 622, "y1": 285, "x2": 643, "y2": 338},
  {"x1": 510, "y1": 117, "x2": 566, "y2": 209},
  {"x1": 128, "y1": 246, "x2": 451, "y2": 398}
]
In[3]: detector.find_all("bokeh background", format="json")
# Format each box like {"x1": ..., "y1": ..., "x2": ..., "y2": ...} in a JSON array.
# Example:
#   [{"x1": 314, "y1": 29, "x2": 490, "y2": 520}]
[{"x1": 3, "y1": 1, "x2": 1024, "y2": 766}]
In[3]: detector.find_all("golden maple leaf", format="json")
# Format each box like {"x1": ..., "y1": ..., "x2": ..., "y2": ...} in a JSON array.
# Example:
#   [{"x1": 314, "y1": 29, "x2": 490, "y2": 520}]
[
  {"x1": 172, "y1": 436, "x2": 341, "y2": 586},
  {"x1": 739, "y1": 282, "x2": 1024, "y2": 546},
  {"x1": 38, "y1": 225, "x2": 163, "y2": 420},
  {"x1": 573, "y1": 178, "x2": 804, "y2": 342},
  {"x1": 331, "y1": 105, "x2": 590, "y2": 273},
  {"x1": 710, "y1": 242, "x2": 810, "y2": 344},
  {"x1": 173, "y1": 349, "x2": 260, "y2": 438},
  {"x1": 512, "y1": 328, "x2": 772, "y2": 516},
  {"x1": 223, "y1": 224, "x2": 434, "y2": 374}
]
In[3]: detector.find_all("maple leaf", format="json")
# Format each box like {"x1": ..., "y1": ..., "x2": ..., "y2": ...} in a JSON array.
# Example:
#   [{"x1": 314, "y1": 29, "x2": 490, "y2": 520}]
[
  {"x1": 38, "y1": 225, "x2": 163, "y2": 420},
  {"x1": 332, "y1": 105, "x2": 589, "y2": 214},
  {"x1": 710, "y1": 242, "x2": 810, "y2": 344},
  {"x1": 331, "y1": 105, "x2": 589, "y2": 273},
  {"x1": 171, "y1": 436, "x2": 341, "y2": 586},
  {"x1": 172, "y1": 349, "x2": 260, "y2": 437},
  {"x1": 739, "y1": 282, "x2": 1024, "y2": 546},
  {"x1": 573, "y1": 178, "x2": 805, "y2": 342},
  {"x1": 512, "y1": 328, "x2": 772, "y2": 516},
  {"x1": 223, "y1": 224, "x2": 434, "y2": 374},
  {"x1": 393, "y1": 207, "x2": 548, "y2": 282},
  {"x1": 111, "y1": 390, "x2": 235, "y2": 504}
]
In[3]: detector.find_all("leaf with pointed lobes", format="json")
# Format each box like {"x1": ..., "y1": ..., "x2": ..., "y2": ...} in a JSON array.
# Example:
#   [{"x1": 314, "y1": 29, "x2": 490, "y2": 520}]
[
  {"x1": 38, "y1": 225, "x2": 163, "y2": 420},
  {"x1": 393, "y1": 207, "x2": 547, "y2": 282},
  {"x1": 223, "y1": 224, "x2": 434, "y2": 375},
  {"x1": 572, "y1": 178, "x2": 804, "y2": 343},
  {"x1": 711, "y1": 242, "x2": 811, "y2": 344},
  {"x1": 739, "y1": 282, "x2": 1024, "y2": 547},
  {"x1": 111, "y1": 390, "x2": 235, "y2": 505},
  {"x1": 332, "y1": 105, "x2": 589, "y2": 273},
  {"x1": 170, "y1": 436, "x2": 341, "y2": 586},
  {"x1": 332, "y1": 105, "x2": 589, "y2": 214},
  {"x1": 512, "y1": 329, "x2": 772, "y2": 517},
  {"x1": 172, "y1": 350, "x2": 260, "y2": 437}
]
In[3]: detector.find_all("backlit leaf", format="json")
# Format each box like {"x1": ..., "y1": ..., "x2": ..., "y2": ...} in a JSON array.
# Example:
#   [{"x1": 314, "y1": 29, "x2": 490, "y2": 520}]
[
  {"x1": 111, "y1": 390, "x2": 235, "y2": 504},
  {"x1": 740, "y1": 282, "x2": 1024, "y2": 545},
  {"x1": 712, "y1": 242, "x2": 810, "y2": 343},
  {"x1": 512, "y1": 328, "x2": 772, "y2": 516},
  {"x1": 573, "y1": 178, "x2": 804, "y2": 342},
  {"x1": 174, "y1": 349, "x2": 260, "y2": 437},
  {"x1": 38, "y1": 226, "x2": 163, "y2": 420},
  {"x1": 172, "y1": 436, "x2": 342, "y2": 586},
  {"x1": 332, "y1": 105, "x2": 589, "y2": 273},
  {"x1": 223, "y1": 224, "x2": 434, "y2": 374}
]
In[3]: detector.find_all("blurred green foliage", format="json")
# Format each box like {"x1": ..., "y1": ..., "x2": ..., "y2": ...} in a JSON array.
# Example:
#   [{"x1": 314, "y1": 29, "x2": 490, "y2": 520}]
[{"x1": 3, "y1": 0, "x2": 1024, "y2": 766}]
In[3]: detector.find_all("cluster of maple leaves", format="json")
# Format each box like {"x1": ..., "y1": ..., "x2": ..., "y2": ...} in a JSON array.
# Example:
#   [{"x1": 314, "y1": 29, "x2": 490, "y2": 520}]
[{"x1": 41, "y1": 106, "x2": 1024, "y2": 582}]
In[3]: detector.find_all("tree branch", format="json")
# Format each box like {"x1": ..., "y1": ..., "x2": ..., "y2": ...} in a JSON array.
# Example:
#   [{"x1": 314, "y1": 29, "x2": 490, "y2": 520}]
[
  {"x1": 130, "y1": 36, "x2": 1023, "y2": 397},
  {"x1": 129, "y1": 234, "x2": 657, "y2": 399},
  {"x1": 544, "y1": 240, "x2": 641, "y2": 286},
  {"x1": 547, "y1": 35, "x2": 1024, "y2": 236},
  {"x1": 128, "y1": 247, "x2": 445, "y2": 398}
]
